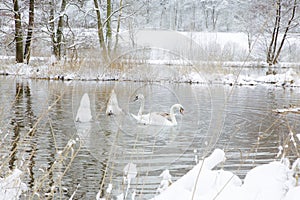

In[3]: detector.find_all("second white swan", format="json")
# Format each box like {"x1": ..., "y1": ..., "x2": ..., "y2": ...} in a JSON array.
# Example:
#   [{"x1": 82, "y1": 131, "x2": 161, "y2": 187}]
[{"x1": 106, "y1": 89, "x2": 122, "y2": 115}]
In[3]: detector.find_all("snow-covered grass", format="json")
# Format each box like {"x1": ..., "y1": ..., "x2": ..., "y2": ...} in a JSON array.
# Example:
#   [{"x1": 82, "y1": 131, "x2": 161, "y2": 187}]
[
  {"x1": 1, "y1": 59, "x2": 299, "y2": 88},
  {"x1": 152, "y1": 149, "x2": 300, "y2": 200},
  {"x1": 1, "y1": 30, "x2": 300, "y2": 86},
  {"x1": 2, "y1": 147, "x2": 299, "y2": 199},
  {"x1": 0, "y1": 90, "x2": 83, "y2": 199},
  {"x1": 0, "y1": 139, "x2": 82, "y2": 199}
]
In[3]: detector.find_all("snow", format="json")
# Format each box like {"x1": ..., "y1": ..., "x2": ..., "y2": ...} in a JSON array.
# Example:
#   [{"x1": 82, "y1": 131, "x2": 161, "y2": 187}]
[
  {"x1": 241, "y1": 161, "x2": 291, "y2": 200},
  {"x1": 1, "y1": 29, "x2": 300, "y2": 87},
  {"x1": 0, "y1": 169, "x2": 27, "y2": 200},
  {"x1": 0, "y1": 59, "x2": 299, "y2": 87},
  {"x1": 180, "y1": 31, "x2": 249, "y2": 57},
  {"x1": 273, "y1": 107, "x2": 300, "y2": 114},
  {"x1": 152, "y1": 149, "x2": 300, "y2": 200},
  {"x1": 284, "y1": 187, "x2": 300, "y2": 200},
  {"x1": 124, "y1": 163, "x2": 138, "y2": 181},
  {"x1": 123, "y1": 163, "x2": 137, "y2": 199},
  {"x1": 213, "y1": 68, "x2": 299, "y2": 87},
  {"x1": 1, "y1": 150, "x2": 299, "y2": 200},
  {"x1": 157, "y1": 169, "x2": 173, "y2": 194}
]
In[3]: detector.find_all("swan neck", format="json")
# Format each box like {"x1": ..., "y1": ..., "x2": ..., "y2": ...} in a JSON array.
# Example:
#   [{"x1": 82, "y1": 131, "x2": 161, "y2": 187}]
[
  {"x1": 169, "y1": 105, "x2": 177, "y2": 125},
  {"x1": 138, "y1": 98, "x2": 144, "y2": 116}
]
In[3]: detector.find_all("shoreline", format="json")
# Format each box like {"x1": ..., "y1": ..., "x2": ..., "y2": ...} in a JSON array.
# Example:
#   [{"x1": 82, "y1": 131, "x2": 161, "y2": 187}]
[{"x1": 0, "y1": 61, "x2": 299, "y2": 88}]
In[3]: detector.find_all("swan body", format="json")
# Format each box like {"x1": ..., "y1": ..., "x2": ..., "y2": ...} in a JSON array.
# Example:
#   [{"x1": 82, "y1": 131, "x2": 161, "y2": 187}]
[
  {"x1": 76, "y1": 93, "x2": 92, "y2": 122},
  {"x1": 106, "y1": 89, "x2": 122, "y2": 115},
  {"x1": 131, "y1": 94, "x2": 184, "y2": 126}
]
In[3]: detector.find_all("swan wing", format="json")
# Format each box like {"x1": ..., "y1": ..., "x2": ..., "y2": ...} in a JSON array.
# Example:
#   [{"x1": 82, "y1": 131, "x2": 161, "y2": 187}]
[
  {"x1": 148, "y1": 112, "x2": 173, "y2": 126},
  {"x1": 157, "y1": 112, "x2": 172, "y2": 120},
  {"x1": 132, "y1": 112, "x2": 175, "y2": 126},
  {"x1": 131, "y1": 113, "x2": 151, "y2": 124}
]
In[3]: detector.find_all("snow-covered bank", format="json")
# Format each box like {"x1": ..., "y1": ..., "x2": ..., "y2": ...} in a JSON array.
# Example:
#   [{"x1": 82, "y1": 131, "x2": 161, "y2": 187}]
[
  {"x1": 220, "y1": 68, "x2": 300, "y2": 87},
  {"x1": 273, "y1": 106, "x2": 300, "y2": 114},
  {"x1": 152, "y1": 149, "x2": 300, "y2": 200},
  {"x1": 0, "y1": 62, "x2": 300, "y2": 87},
  {"x1": 1, "y1": 29, "x2": 300, "y2": 86}
]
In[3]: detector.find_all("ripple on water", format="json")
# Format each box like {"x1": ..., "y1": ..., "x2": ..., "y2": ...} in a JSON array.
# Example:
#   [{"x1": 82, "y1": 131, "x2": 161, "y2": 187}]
[{"x1": 0, "y1": 78, "x2": 299, "y2": 199}]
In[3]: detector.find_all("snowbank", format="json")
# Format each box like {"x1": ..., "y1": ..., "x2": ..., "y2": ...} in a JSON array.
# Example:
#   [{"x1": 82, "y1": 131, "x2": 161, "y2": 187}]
[
  {"x1": 215, "y1": 68, "x2": 299, "y2": 87},
  {"x1": 1, "y1": 62, "x2": 299, "y2": 88},
  {"x1": 0, "y1": 169, "x2": 27, "y2": 200},
  {"x1": 153, "y1": 149, "x2": 300, "y2": 200}
]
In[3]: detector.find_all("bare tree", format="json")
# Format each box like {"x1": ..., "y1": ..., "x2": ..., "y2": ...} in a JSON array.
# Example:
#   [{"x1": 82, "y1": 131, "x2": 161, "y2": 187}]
[
  {"x1": 267, "y1": 0, "x2": 298, "y2": 70},
  {"x1": 200, "y1": 0, "x2": 223, "y2": 31},
  {"x1": 94, "y1": 0, "x2": 128, "y2": 59}
]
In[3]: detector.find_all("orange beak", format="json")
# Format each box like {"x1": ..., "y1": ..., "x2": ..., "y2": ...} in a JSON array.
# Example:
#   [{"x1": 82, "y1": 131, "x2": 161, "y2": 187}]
[{"x1": 180, "y1": 107, "x2": 184, "y2": 115}]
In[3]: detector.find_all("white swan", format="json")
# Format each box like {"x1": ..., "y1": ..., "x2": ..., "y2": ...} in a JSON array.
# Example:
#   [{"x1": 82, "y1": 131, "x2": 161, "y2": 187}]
[
  {"x1": 131, "y1": 94, "x2": 184, "y2": 126},
  {"x1": 76, "y1": 93, "x2": 92, "y2": 122},
  {"x1": 106, "y1": 89, "x2": 122, "y2": 115},
  {"x1": 132, "y1": 94, "x2": 170, "y2": 118}
]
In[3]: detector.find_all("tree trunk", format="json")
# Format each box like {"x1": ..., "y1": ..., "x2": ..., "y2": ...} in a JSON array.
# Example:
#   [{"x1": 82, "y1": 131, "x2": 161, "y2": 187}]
[
  {"x1": 204, "y1": 10, "x2": 209, "y2": 30},
  {"x1": 271, "y1": 1, "x2": 281, "y2": 63},
  {"x1": 24, "y1": 0, "x2": 35, "y2": 64},
  {"x1": 160, "y1": 5, "x2": 165, "y2": 28},
  {"x1": 106, "y1": 0, "x2": 112, "y2": 53},
  {"x1": 13, "y1": 0, "x2": 24, "y2": 63},
  {"x1": 191, "y1": 2, "x2": 196, "y2": 31},
  {"x1": 212, "y1": 6, "x2": 218, "y2": 31},
  {"x1": 114, "y1": 0, "x2": 123, "y2": 53},
  {"x1": 174, "y1": 3, "x2": 178, "y2": 30},
  {"x1": 56, "y1": 0, "x2": 67, "y2": 60},
  {"x1": 93, "y1": 0, "x2": 108, "y2": 61},
  {"x1": 267, "y1": 0, "x2": 281, "y2": 66},
  {"x1": 146, "y1": 0, "x2": 150, "y2": 24},
  {"x1": 49, "y1": 0, "x2": 57, "y2": 59}
]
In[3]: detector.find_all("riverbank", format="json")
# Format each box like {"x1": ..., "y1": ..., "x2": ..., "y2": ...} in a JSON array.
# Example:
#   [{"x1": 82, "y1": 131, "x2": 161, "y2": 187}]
[
  {"x1": 0, "y1": 60, "x2": 299, "y2": 88},
  {"x1": 1, "y1": 30, "x2": 300, "y2": 86}
]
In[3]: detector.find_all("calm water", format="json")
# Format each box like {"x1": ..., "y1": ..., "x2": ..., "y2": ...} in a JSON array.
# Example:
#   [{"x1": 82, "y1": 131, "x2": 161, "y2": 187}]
[{"x1": 0, "y1": 76, "x2": 300, "y2": 199}]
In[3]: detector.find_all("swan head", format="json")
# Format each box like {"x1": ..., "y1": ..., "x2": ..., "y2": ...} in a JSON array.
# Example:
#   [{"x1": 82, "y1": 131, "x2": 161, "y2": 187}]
[
  {"x1": 171, "y1": 104, "x2": 184, "y2": 115},
  {"x1": 133, "y1": 94, "x2": 144, "y2": 102}
]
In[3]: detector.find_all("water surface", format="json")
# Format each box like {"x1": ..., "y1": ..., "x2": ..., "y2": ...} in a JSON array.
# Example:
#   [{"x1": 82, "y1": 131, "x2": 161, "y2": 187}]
[{"x1": 0, "y1": 76, "x2": 299, "y2": 199}]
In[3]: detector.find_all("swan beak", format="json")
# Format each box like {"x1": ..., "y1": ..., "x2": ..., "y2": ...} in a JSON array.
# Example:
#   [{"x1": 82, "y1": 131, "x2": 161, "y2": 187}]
[
  {"x1": 133, "y1": 95, "x2": 139, "y2": 102},
  {"x1": 180, "y1": 107, "x2": 184, "y2": 115}
]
